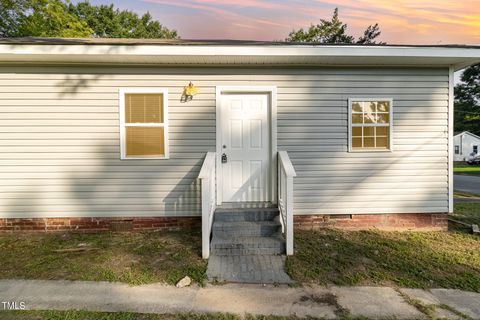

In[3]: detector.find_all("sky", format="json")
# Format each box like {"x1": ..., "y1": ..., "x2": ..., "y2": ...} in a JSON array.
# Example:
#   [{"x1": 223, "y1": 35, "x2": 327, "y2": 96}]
[{"x1": 77, "y1": 0, "x2": 480, "y2": 44}]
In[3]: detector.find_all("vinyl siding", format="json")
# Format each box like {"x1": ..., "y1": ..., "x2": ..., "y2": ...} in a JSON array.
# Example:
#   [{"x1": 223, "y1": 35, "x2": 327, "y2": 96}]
[{"x1": 0, "y1": 66, "x2": 449, "y2": 218}]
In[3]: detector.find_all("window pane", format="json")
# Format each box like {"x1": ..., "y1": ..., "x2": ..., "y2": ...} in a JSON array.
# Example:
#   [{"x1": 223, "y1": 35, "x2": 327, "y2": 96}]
[
  {"x1": 352, "y1": 137, "x2": 362, "y2": 148},
  {"x1": 363, "y1": 113, "x2": 375, "y2": 123},
  {"x1": 126, "y1": 127, "x2": 165, "y2": 157},
  {"x1": 352, "y1": 127, "x2": 362, "y2": 137},
  {"x1": 376, "y1": 126, "x2": 389, "y2": 136},
  {"x1": 363, "y1": 126, "x2": 375, "y2": 137},
  {"x1": 125, "y1": 94, "x2": 163, "y2": 123},
  {"x1": 377, "y1": 113, "x2": 389, "y2": 124},
  {"x1": 377, "y1": 101, "x2": 390, "y2": 112},
  {"x1": 352, "y1": 114, "x2": 363, "y2": 123},
  {"x1": 364, "y1": 137, "x2": 375, "y2": 148},
  {"x1": 364, "y1": 101, "x2": 377, "y2": 113},
  {"x1": 376, "y1": 136, "x2": 389, "y2": 149},
  {"x1": 352, "y1": 102, "x2": 362, "y2": 112}
]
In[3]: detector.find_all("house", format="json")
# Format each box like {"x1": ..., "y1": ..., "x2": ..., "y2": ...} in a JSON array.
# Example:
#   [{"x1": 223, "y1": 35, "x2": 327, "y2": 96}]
[
  {"x1": 453, "y1": 131, "x2": 480, "y2": 161},
  {"x1": 0, "y1": 38, "x2": 479, "y2": 258}
]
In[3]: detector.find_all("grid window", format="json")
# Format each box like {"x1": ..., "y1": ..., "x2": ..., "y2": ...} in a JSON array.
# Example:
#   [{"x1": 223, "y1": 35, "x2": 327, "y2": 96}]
[{"x1": 349, "y1": 99, "x2": 392, "y2": 151}]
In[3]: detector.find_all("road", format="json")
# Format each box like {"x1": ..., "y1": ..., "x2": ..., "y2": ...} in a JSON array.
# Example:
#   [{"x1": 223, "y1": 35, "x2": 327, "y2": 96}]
[{"x1": 454, "y1": 174, "x2": 480, "y2": 195}]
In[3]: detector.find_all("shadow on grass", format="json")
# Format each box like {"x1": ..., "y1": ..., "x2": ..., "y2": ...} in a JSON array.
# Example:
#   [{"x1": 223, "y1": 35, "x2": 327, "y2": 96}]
[
  {"x1": 0, "y1": 230, "x2": 207, "y2": 286},
  {"x1": 286, "y1": 229, "x2": 480, "y2": 292}
]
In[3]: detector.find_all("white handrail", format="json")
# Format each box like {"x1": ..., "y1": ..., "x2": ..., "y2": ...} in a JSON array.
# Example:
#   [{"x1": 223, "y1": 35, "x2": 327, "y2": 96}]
[
  {"x1": 278, "y1": 151, "x2": 296, "y2": 255},
  {"x1": 198, "y1": 152, "x2": 216, "y2": 259}
]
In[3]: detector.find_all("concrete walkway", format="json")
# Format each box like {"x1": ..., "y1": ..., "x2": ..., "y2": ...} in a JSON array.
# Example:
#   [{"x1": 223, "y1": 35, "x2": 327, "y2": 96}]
[{"x1": 1, "y1": 280, "x2": 479, "y2": 319}]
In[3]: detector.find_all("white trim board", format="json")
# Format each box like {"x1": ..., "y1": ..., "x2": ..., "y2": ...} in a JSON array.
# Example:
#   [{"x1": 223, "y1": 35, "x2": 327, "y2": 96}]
[
  {"x1": 448, "y1": 67, "x2": 454, "y2": 213},
  {"x1": 215, "y1": 86, "x2": 278, "y2": 205},
  {"x1": 1, "y1": 44, "x2": 479, "y2": 70}
]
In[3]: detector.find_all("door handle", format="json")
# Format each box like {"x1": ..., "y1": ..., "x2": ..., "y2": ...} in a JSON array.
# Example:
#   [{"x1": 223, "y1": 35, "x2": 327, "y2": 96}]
[{"x1": 221, "y1": 153, "x2": 228, "y2": 163}]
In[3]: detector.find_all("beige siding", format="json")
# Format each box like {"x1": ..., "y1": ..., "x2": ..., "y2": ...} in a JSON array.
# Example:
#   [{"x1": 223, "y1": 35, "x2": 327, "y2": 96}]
[{"x1": 0, "y1": 66, "x2": 449, "y2": 217}]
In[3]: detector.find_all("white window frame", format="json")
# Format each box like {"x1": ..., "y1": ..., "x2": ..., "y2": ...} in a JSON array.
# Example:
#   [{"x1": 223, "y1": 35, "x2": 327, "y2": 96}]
[
  {"x1": 119, "y1": 88, "x2": 169, "y2": 160},
  {"x1": 348, "y1": 98, "x2": 393, "y2": 153}
]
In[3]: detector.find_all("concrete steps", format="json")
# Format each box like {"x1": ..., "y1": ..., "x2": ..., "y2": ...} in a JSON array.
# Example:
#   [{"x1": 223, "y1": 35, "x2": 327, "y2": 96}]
[
  {"x1": 211, "y1": 234, "x2": 285, "y2": 255},
  {"x1": 210, "y1": 206, "x2": 285, "y2": 254},
  {"x1": 207, "y1": 205, "x2": 291, "y2": 283}
]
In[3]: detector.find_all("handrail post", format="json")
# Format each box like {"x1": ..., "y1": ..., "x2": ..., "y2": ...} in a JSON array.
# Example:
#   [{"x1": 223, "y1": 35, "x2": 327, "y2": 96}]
[
  {"x1": 198, "y1": 152, "x2": 216, "y2": 259},
  {"x1": 201, "y1": 177, "x2": 210, "y2": 259},
  {"x1": 277, "y1": 151, "x2": 296, "y2": 256},
  {"x1": 286, "y1": 174, "x2": 294, "y2": 255}
]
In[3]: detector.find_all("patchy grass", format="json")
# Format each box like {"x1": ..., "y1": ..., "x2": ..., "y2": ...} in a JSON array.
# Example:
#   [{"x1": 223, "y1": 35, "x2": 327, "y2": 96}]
[
  {"x1": 286, "y1": 228, "x2": 480, "y2": 292},
  {"x1": 288, "y1": 202, "x2": 480, "y2": 291},
  {"x1": 451, "y1": 202, "x2": 480, "y2": 227},
  {"x1": 0, "y1": 231, "x2": 207, "y2": 286},
  {"x1": 0, "y1": 311, "x2": 314, "y2": 320},
  {"x1": 454, "y1": 190, "x2": 480, "y2": 198},
  {"x1": 454, "y1": 163, "x2": 480, "y2": 176}
]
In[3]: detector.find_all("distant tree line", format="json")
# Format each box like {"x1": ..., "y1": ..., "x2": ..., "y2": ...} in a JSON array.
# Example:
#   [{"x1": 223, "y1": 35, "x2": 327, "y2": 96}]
[{"x1": 0, "y1": 0, "x2": 178, "y2": 38}]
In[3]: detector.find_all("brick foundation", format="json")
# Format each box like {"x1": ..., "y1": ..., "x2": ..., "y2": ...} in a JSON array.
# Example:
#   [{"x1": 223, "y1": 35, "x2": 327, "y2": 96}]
[
  {"x1": 294, "y1": 213, "x2": 448, "y2": 231},
  {"x1": 0, "y1": 216, "x2": 201, "y2": 233},
  {"x1": 0, "y1": 213, "x2": 448, "y2": 233}
]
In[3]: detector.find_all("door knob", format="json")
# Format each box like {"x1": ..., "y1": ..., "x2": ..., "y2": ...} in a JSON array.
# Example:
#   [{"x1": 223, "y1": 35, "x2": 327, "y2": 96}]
[{"x1": 221, "y1": 153, "x2": 228, "y2": 163}]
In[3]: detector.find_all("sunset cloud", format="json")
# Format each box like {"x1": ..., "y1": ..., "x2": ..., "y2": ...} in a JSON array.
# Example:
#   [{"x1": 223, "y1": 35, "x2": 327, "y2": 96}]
[{"x1": 85, "y1": 0, "x2": 480, "y2": 44}]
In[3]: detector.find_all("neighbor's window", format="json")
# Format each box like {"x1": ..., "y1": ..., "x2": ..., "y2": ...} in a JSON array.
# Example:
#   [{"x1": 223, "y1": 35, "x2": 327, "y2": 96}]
[
  {"x1": 349, "y1": 99, "x2": 392, "y2": 151},
  {"x1": 474, "y1": 146, "x2": 478, "y2": 154},
  {"x1": 455, "y1": 146, "x2": 460, "y2": 154},
  {"x1": 120, "y1": 89, "x2": 169, "y2": 159}
]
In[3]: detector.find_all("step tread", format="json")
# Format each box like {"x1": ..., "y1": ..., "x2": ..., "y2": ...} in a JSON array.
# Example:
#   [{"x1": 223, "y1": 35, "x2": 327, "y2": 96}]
[
  {"x1": 212, "y1": 235, "x2": 285, "y2": 246},
  {"x1": 215, "y1": 208, "x2": 280, "y2": 214},
  {"x1": 213, "y1": 220, "x2": 281, "y2": 228}
]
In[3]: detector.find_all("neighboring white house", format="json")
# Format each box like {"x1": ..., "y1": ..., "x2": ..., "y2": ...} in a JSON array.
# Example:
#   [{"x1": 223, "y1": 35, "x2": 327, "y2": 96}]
[
  {"x1": 0, "y1": 38, "x2": 479, "y2": 257},
  {"x1": 453, "y1": 131, "x2": 480, "y2": 161}
]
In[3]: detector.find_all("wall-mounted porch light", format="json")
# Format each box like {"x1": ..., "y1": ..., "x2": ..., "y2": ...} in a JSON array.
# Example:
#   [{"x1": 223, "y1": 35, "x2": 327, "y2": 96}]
[{"x1": 181, "y1": 82, "x2": 199, "y2": 102}]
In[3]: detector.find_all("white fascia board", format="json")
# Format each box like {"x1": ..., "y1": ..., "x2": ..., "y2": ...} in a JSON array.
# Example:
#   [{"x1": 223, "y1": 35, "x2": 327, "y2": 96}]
[{"x1": 0, "y1": 44, "x2": 479, "y2": 68}]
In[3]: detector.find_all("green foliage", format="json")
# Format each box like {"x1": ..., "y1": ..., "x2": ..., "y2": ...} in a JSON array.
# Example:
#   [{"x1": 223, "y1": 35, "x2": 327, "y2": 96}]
[
  {"x1": 286, "y1": 8, "x2": 383, "y2": 44},
  {"x1": 0, "y1": 0, "x2": 30, "y2": 37},
  {"x1": 67, "y1": 1, "x2": 178, "y2": 39},
  {"x1": 16, "y1": 0, "x2": 93, "y2": 37},
  {"x1": 455, "y1": 64, "x2": 480, "y2": 136},
  {"x1": 0, "y1": 0, "x2": 178, "y2": 39}
]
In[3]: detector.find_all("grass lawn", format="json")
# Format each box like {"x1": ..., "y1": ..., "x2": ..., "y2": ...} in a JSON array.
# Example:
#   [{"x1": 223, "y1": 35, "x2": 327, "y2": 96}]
[
  {"x1": 450, "y1": 202, "x2": 480, "y2": 227},
  {"x1": 1, "y1": 205, "x2": 480, "y2": 293},
  {"x1": 0, "y1": 311, "x2": 302, "y2": 320},
  {"x1": 454, "y1": 163, "x2": 480, "y2": 176},
  {"x1": 0, "y1": 230, "x2": 206, "y2": 286},
  {"x1": 286, "y1": 203, "x2": 480, "y2": 292}
]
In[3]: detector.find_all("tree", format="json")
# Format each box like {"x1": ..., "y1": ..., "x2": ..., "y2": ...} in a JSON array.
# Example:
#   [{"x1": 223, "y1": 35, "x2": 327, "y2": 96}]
[
  {"x1": 0, "y1": 0, "x2": 178, "y2": 39},
  {"x1": 16, "y1": 0, "x2": 92, "y2": 37},
  {"x1": 68, "y1": 2, "x2": 178, "y2": 39},
  {"x1": 0, "y1": 0, "x2": 30, "y2": 37},
  {"x1": 455, "y1": 64, "x2": 480, "y2": 136},
  {"x1": 286, "y1": 8, "x2": 383, "y2": 44}
]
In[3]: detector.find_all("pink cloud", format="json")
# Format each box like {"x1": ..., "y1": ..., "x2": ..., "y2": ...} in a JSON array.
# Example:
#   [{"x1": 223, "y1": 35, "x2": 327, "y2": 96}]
[
  {"x1": 144, "y1": 0, "x2": 286, "y2": 28},
  {"x1": 141, "y1": 0, "x2": 480, "y2": 44}
]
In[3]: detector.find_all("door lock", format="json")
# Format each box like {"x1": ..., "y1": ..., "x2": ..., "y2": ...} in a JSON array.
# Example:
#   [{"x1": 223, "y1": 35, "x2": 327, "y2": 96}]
[{"x1": 221, "y1": 153, "x2": 228, "y2": 163}]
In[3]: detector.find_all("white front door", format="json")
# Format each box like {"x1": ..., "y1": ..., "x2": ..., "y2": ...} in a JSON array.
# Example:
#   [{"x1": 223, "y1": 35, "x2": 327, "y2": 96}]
[{"x1": 220, "y1": 93, "x2": 270, "y2": 202}]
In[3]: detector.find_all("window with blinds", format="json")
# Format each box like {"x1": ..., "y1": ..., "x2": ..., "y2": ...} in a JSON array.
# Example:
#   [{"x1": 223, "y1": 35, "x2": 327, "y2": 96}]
[
  {"x1": 348, "y1": 99, "x2": 393, "y2": 152},
  {"x1": 120, "y1": 89, "x2": 169, "y2": 159}
]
